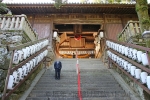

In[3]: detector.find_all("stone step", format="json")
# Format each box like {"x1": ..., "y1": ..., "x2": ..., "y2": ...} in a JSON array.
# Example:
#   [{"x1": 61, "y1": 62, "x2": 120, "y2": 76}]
[
  {"x1": 29, "y1": 90, "x2": 126, "y2": 97},
  {"x1": 26, "y1": 97, "x2": 78, "y2": 100},
  {"x1": 26, "y1": 96, "x2": 130, "y2": 100},
  {"x1": 35, "y1": 81, "x2": 119, "y2": 84},
  {"x1": 35, "y1": 84, "x2": 77, "y2": 87},
  {"x1": 33, "y1": 86, "x2": 123, "y2": 91},
  {"x1": 33, "y1": 87, "x2": 78, "y2": 90},
  {"x1": 37, "y1": 81, "x2": 77, "y2": 84},
  {"x1": 82, "y1": 97, "x2": 130, "y2": 100},
  {"x1": 30, "y1": 89, "x2": 125, "y2": 94},
  {"x1": 35, "y1": 83, "x2": 120, "y2": 87},
  {"x1": 38, "y1": 78, "x2": 117, "y2": 82}
]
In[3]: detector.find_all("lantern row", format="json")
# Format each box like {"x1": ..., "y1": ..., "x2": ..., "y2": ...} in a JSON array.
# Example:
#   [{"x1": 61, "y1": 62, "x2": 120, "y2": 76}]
[
  {"x1": 107, "y1": 50, "x2": 150, "y2": 89},
  {"x1": 13, "y1": 39, "x2": 49, "y2": 64},
  {"x1": 106, "y1": 40, "x2": 149, "y2": 66},
  {"x1": 7, "y1": 49, "x2": 48, "y2": 90}
]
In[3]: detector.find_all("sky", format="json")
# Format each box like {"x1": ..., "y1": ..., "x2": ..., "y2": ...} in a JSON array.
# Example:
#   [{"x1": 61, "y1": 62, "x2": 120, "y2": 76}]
[{"x1": 2, "y1": 0, "x2": 86, "y2": 3}]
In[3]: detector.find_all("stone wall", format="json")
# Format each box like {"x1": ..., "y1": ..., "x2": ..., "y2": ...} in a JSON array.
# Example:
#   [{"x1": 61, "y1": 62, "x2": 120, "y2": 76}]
[{"x1": 0, "y1": 31, "x2": 25, "y2": 99}]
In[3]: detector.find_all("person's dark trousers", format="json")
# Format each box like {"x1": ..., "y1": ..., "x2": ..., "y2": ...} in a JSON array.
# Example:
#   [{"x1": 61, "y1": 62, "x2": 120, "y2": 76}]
[{"x1": 55, "y1": 68, "x2": 61, "y2": 79}]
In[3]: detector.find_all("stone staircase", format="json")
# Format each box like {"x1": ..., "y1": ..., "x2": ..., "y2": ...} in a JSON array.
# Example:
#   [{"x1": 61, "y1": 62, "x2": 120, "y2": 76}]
[{"x1": 26, "y1": 59, "x2": 131, "y2": 100}]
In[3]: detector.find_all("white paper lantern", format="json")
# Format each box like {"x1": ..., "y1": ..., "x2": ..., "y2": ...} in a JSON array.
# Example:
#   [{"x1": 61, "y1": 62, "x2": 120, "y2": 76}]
[
  {"x1": 7, "y1": 75, "x2": 14, "y2": 90},
  {"x1": 121, "y1": 46, "x2": 125, "y2": 55},
  {"x1": 113, "y1": 55, "x2": 117, "y2": 62},
  {"x1": 127, "y1": 63, "x2": 132, "y2": 72},
  {"x1": 26, "y1": 47, "x2": 30, "y2": 57},
  {"x1": 36, "y1": 43, "x2": 40, "y2": 52},
  {"x1": 12, "y1": 71, "x2": 18, "y2": 83},
  {"x1": 116, "y1": 56, "x2": 120, "y2": 64},
  {"x1": 123, "y1": 61, "x2": 128, "y2": 70},
  {"x1": 22, "y1": 65, "x2": 27, "y2": 76},
  {"x1": 31, "y1": 59, "x2": 36, "y2": 68},
  {"x1": 146, "y1": 76, "x2": 150, "y2": 89},
  {"x1": 26, "y1": 63, "x2": 30, "y2": 74},
  {"x1": 115, "y1": 43, "x2": 118, "y2": 51},
  {"x1": 17, "y1": 68, "x2": 23, "y2": 80},
  {"x1": 121, "y1": 59, "x2": 125, "y2": 68},
  {"x1": 131, "y1": 66, "x2": 136, "y2": 76},
  {"x1": 137, "y1": 51, "x2": 143, "y2": 63},
  {"x1": 135, "y1": 69, "x2": 141, "y2": 79},
  {"x1": 141, "y1": 53, "x2": 149, "y2": 66},
  {"x1": 31, "y1": 45, "x2": 35, "y2": 54},
  {"x1": 107, "y1": 41, "x2": 110, "y2": 48},
  {"x1": 22, "y1": 48, "x2": 27, "y2": 60},
  {"x1": 124, "y1": 47, "x2": 129, "y2": 56},
  {"x1": 141, "y1": 72, "x2": 148, "y2": 84},
  {"x1": 132, "y1": 49, "x2": 137, "y2": 60},
  {"x1": 113, "y1": 43, "x2": 116, "y2": 50},
  {"x1": 128, "y1": 48, "x2": 133, "y2": 58},
  {"x1": 34, "y1": 44, "x2": 37, "y2": 52},
  {"x1": 29, "y1": 46, "x2": 33, "y2": 55},
  {"x1": 110, "y1": 42, "x2": 113, "y2": 49},
  {"x1": 119, "y1": 45, "x2": 122, "y2": 53},
  {"x1": 13, "y1": 50, "x2": 19, "y2": 64},
  {"x1": 29, "y1": 60, "x2": 33, "y2": 70},
  {"x1": 19, "y1": 50, "x2": 24, "y2": 61}
]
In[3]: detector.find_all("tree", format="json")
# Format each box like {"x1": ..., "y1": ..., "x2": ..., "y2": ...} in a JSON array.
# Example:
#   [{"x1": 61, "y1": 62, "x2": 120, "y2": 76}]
[
  {"x1": 135, "y1": 0, "x2": 150, "y2": 47},
  {"x1": 135, "y1": 0, "x2": 150, "y2": 32},
  {"x1": 0, "y1": 0, "x2": 12, "y2": 15}
]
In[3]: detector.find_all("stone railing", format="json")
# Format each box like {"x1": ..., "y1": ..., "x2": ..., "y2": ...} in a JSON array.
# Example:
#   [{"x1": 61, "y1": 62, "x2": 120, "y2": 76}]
[
  {"x1": 117, "y1": 21, "x2": 141, "y2": 43},
  {"x1": 0, "y1": 14, "x2": 37, "y2": 41}
]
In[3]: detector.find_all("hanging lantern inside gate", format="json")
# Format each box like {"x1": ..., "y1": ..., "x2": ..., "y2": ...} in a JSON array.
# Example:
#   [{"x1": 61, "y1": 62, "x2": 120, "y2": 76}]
[{"x1": 74, "y1": 34, "x2": 81, "y2": 40}]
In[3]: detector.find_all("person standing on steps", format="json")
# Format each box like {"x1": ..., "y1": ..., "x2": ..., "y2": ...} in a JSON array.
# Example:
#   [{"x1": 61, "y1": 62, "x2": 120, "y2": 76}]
[
  {"x1": 73, "y1": 53, "x2": 76, "y2": 58},
  {"x1": 54, "y1": 58, "x2": 62, "y2": 80}
]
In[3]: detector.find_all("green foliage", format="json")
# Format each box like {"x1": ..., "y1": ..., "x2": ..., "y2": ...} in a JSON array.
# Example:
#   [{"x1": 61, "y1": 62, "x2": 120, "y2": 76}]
[
  {"x1": 141, "y1": 6, "x2": 148, "y2": 11},
  {"x1": 135, "y1": 4, "x2": 140, "y2": 12},
  {"x1": 53, "y1": 0, "x2": 67, "y2": 9},
  {"x1": 116, "y1": 0, "x2": 121, "y2": 2},
  {"x1": 0, "y1": 1, "x2": 7, "y2": 13},
  {"x1": 139, "y1": 0, "x2": 147, "y2": 5},
  {"x1": 136, "y1": 5, "x2": 148, "y2": 12},
  {"x1": 142, "y1": 19, "x2": 150, "y2": 25},
  {"x1": 108, "y1": 0, "x2": 114, "y2": 3}
]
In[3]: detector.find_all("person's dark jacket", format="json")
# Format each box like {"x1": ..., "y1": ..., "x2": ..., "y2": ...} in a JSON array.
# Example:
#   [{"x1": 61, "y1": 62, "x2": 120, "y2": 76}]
[{"x1": 54, "y1": 61, "x2": 62, "y2": 69}]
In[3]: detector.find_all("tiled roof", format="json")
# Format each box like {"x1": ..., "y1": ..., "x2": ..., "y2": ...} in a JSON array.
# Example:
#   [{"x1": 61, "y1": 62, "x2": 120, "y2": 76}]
[
  {"x1": 3, "y1": 1, "x2": 150, "y2": 15},
  {"x1": 2, "y1": 0, "x2": 137, "y2": 4}
]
